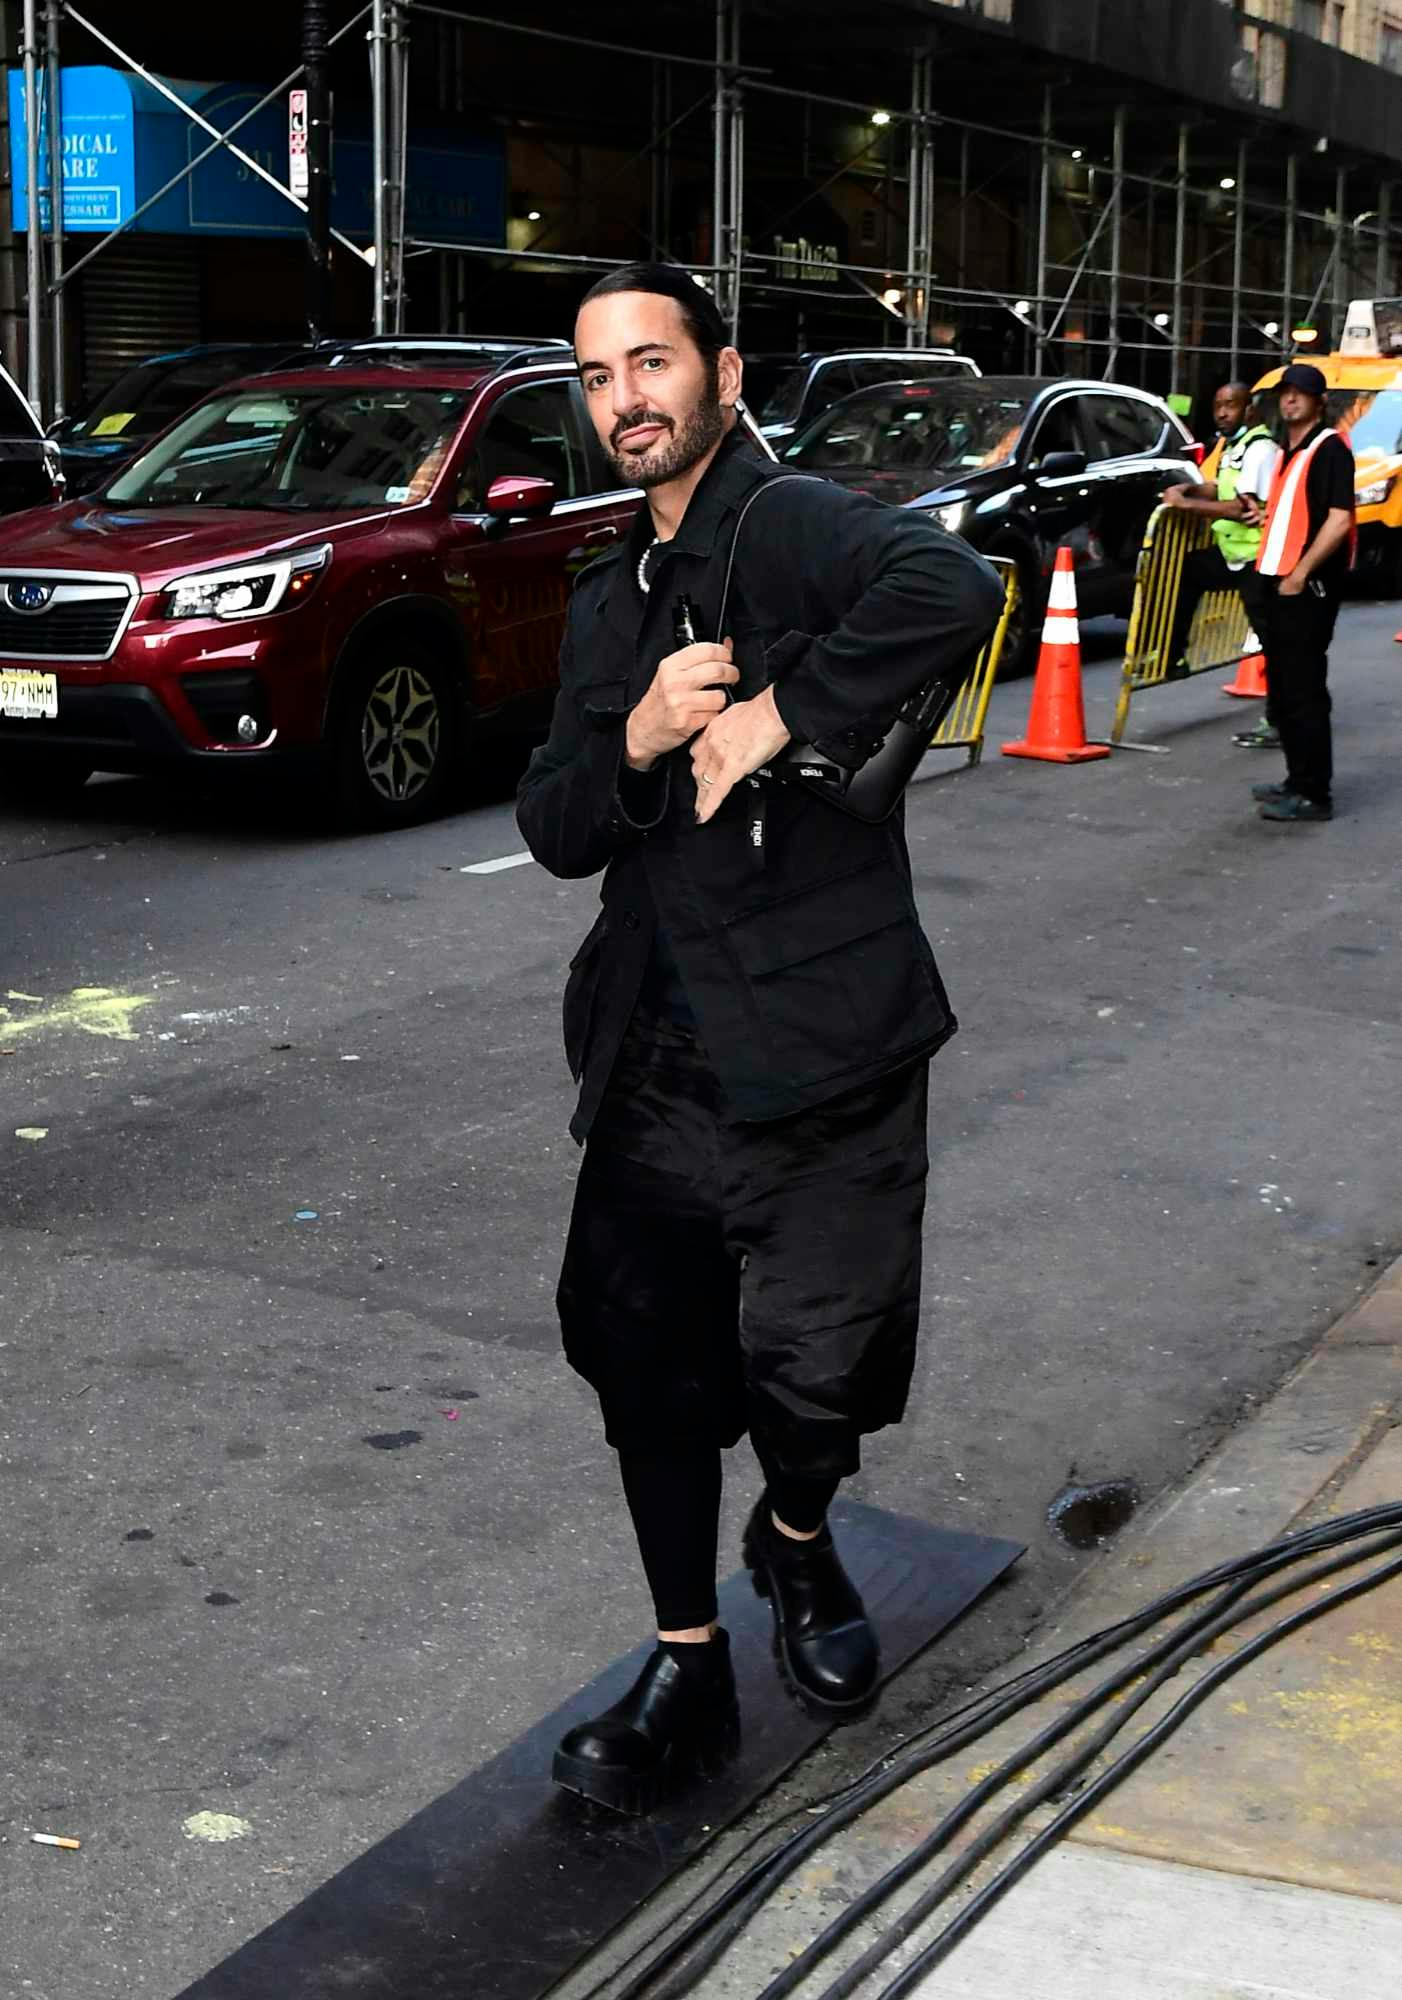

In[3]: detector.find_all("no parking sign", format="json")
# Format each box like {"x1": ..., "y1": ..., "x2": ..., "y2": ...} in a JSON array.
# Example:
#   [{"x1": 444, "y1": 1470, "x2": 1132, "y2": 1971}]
[{"x1": 289, "y1": 86, "x2": 308, "y2": 199}]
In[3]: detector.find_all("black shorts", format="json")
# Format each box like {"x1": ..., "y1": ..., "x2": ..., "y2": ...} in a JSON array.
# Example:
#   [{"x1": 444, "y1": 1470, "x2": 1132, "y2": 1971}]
[{"x1": 556, "y1": 1007, "x2": 930, "y2": 1482}]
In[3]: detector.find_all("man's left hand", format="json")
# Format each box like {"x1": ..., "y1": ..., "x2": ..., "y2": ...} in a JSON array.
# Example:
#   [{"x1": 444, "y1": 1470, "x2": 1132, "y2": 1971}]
[
  {"x1": 1278, "y1": 568, "x2": 1306, "y2": 597},
  {"x1": 691, "y1": 685, "x2": 792, "y2": 823}
]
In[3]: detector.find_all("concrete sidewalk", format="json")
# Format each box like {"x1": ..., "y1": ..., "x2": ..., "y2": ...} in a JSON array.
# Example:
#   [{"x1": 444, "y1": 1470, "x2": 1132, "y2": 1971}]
[{"x1": 674, "y1": 1254, "x2": 1402, "y2": 1998}]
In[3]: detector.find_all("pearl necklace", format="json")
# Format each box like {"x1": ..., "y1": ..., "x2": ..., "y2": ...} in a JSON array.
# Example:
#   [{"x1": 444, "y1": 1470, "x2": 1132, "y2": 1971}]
[{"x1": 636, "y1": 535, "x2": 660, "y2": 594}]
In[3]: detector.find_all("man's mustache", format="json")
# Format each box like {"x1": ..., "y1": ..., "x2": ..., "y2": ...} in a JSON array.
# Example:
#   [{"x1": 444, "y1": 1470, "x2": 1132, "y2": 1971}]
[{"x1": 611, "y1": 410, "x2": 673, "y2": 449}]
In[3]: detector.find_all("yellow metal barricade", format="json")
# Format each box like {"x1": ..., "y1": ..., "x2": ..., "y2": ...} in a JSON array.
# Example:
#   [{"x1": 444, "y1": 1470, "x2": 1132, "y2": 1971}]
[
  {"x1": 929, "y1": 556, "x2": 1017, "y2": 766},
  {"x1": 1112, "y1": 506, "x2": 1254, "y2": 743}
]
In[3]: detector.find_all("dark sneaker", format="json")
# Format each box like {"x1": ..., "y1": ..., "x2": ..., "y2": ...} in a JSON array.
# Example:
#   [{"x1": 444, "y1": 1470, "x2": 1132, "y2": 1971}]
[
  {"x1": 552, "y1": 1631, "x2": 740, "y2": 1815},
  {"x1": 1251, "y1": 782, "x2": 1291, "y2": 802},
  {"x1": 1234, "y1": 725, "x2": 1281, "y2": 749},
  {"x1": 1258, "y1": 792, "x2": 1333, "y2": 822},
  {"x1": 742, "y1": 1497, "x2": 879, "y2": 1713}
]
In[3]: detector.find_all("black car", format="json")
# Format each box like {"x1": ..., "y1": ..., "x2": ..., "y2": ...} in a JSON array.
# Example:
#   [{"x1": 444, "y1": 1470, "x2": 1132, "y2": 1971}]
[
  {"x1": 0, "y1": 358, "x2": 61, "y2": 515},
  {"x1": 746, "y1": 347, "x2": 981, "y2": 445},
  {"x1": 781, "y1": 374, "x2": 1198, "y2": 671}
]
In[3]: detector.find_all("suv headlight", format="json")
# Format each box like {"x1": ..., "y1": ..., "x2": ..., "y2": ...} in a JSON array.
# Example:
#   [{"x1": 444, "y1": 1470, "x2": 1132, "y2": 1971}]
[
  {"x1": 932, "y1": 500, "x2": 970, "y2": 535},
  {"x1": 1357, "y1": 476, "x2": 1394, "y2": 508},
  {"x1": 160, "y1": 543, "x2": 332, "y2": 622}
]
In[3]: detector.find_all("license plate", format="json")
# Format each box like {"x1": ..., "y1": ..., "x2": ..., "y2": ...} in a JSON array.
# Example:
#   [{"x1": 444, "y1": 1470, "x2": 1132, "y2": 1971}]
[{"x1": 0, "y1": 669, "x2": 58, "y2": 720}]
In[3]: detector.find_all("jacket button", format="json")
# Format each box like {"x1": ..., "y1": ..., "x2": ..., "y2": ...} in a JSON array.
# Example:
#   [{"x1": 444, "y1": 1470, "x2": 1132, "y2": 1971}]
[{"x1": 623, "y1": 910, "x2": 641, "y2": 931}]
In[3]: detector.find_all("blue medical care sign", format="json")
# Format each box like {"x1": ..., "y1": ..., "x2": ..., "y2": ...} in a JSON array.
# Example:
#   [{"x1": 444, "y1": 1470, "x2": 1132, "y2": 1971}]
[
  {"x1": 7, "y1": 65, "x2": 135, "y2": 230},
  {"x1": 11, "y1": 67, "x2": 505, "y2": 244}
]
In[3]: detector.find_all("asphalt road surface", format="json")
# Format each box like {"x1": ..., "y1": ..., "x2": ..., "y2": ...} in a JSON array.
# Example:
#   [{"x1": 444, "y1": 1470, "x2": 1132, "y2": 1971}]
[{"x1": 3, "y1": 609, "x2": 1401, "y2": 1998}]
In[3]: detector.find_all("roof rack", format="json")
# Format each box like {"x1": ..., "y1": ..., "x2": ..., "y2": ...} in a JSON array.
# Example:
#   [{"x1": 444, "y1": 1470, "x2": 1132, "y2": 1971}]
[{"x1": 312, "y1": 334, "x2": 569, "y2": 370}]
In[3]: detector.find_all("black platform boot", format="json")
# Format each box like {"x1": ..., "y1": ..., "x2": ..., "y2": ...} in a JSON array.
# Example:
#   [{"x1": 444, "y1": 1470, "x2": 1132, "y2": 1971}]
[
  {"x1": 742, "y1": 1498, "x2": 879, "y2": 1713},
  {"x1": 552, "y1": 1630, "x2": 740, "y2": 1816}
]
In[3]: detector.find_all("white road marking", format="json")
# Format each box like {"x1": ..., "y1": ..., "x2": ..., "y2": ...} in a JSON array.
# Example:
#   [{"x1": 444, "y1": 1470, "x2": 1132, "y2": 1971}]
[{"x1": 460, "y1": 852, "x2": 536, "y2": 875}]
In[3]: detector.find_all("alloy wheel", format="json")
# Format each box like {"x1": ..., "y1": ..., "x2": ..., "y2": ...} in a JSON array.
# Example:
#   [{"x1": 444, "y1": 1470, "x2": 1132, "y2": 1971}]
[{"x1": 360, "y1": 662, "x2": 440, "y2": 803}]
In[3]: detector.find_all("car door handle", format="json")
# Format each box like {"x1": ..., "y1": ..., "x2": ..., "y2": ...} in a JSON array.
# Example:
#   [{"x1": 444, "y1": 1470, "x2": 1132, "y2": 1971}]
[{"x1": 583, "y1": 525, "x2": 619, "y2": 546}]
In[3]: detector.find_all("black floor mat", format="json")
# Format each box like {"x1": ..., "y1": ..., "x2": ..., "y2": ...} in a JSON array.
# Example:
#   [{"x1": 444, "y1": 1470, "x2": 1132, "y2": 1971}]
[{"x1": 174, "y1": 1501, "x2": 1022, "y2": 1999}]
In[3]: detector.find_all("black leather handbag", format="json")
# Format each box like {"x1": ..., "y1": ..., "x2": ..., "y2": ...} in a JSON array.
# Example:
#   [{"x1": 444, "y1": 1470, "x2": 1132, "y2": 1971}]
[{"x1": 708, "y1": 475, "x2": 985, "y2": 825}]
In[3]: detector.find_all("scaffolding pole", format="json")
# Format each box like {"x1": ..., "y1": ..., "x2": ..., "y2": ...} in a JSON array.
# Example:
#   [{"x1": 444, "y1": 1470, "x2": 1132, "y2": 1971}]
[
  {"x1": 1333, "y1": 164, "x2": 1348, "y2": 341},
  {"x1": 1379, "y1": 182, "x2": 1393, "y2": 296},
  {"x1": 43, "y1": 0, "x2": 63, "y2": 418},
  {"x1": 906, "y1": 50, "x2": 933, "y2": 347},
  {"x1": 387, "y1": 0, "x2": 408, "y2": 330},
  {"x1": 1034, "y1": 84, "x2": 1051, "y2": 365},
  {"x1": 371, "y1": 0, "x2": 389, "y2": 332},
  {"x1": 1107, "y1": 105, "x2": 1125, "y2": 378},
  {"x1": 711, "y1": 0, "x2": 743, "y2": 342},
  {"x1": 1171, "y1": 124, "x2": 1187, "y2": 397},
  {"x1": 21, "y1": 0, "x2": 41, "y2": 414},
  {"x1": 957, "y1": 127, "x2": 969, "y2": 299},
  {"x1": 1230, "y1": 138, "x2": 1246, "y2": 377},
  {"x1": 1282, "y1": 153, "x2": 1296, "y2": 352}
]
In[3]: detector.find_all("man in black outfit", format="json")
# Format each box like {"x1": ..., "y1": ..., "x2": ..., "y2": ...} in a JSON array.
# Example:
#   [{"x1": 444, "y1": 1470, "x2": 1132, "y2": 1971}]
[
  {"x1": 516, "y1": 264, "x2": 1003, "y2": 1815},
  {"x1": 1246, "y1": 361, "x2": 1355, "y2": 823}
]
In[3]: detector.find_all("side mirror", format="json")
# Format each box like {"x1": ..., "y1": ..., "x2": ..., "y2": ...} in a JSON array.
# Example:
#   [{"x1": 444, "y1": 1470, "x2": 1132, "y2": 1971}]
[
  {"x1": 1037, "y1": 449, "x2": 1087, "y2": 478},
  {"x1": 485, "y1": 473, "x2": 556, "y2": 519}
]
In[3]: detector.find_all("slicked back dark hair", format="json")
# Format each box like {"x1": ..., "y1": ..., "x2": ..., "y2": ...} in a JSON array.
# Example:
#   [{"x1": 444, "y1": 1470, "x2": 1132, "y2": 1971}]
[{"x1": 578, "y1": 262, "x2": 729, "y2": 365}]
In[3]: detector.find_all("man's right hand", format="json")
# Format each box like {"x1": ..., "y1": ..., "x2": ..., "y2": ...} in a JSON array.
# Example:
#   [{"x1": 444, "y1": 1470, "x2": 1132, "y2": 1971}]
[{"x1": 624, "y1": 641, "x2": 739, "y2": 770}]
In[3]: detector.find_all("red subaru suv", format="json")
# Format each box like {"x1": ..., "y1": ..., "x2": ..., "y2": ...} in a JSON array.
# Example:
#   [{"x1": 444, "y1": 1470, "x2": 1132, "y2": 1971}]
[{"x1": 0, "y1": 339, "x2": 640, "y2": 827}]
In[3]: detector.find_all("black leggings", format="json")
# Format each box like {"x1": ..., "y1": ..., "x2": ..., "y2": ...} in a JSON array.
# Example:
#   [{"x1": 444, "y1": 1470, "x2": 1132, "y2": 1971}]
[{"x1": 619, "y1": 1446, "x2": 841, "y2": 1631}]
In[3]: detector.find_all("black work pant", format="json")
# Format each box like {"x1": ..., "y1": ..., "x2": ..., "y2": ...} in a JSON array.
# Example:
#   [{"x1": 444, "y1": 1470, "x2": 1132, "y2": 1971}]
[
  {"x1": 1167, "y1": 548, "x2": 1268, "y2": 715},
  {"x1": 557, "y1": 1005, "x2": 930, "y2": 1629},
  {"x1": 1254, "y1": 579, "x2": 1339, "y2": 807}
]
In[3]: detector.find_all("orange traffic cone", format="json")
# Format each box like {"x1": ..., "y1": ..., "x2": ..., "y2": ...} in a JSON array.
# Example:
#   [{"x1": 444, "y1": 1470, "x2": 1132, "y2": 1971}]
[
  {"x1": 1222, "y1": 632, "x2": 1267, "y2": 698},
  {"x1": 1002, "y1": 547, "x2": 1109, "y2": 764}
]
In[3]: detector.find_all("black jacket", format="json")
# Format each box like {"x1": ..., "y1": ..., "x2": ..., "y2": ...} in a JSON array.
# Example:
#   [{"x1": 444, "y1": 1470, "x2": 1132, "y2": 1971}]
[{"x1": 516, "y1": 430, "x2": 1005, "y2": 1139}]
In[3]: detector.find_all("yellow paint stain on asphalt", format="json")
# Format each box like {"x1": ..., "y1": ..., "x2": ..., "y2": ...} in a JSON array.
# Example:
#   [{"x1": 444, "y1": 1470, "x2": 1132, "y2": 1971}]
[
  {"x1": 1347, "y1": 1629, "x2": 1399, "y2": 1657},
  {"x1": 1262, "y1": 1682, "x2": 1402, "y2": 1757},
  {"x1": 0, "y1": 987, "x2": 153, "y2": 1043},
  {"x1": 181, "y1": 1810, "x2": 251, "y2": 1844}
]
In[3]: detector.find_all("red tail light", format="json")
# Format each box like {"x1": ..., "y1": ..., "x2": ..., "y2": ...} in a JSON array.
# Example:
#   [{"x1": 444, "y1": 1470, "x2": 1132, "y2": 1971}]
[{"x1": 1186, "y1": 440, "x2": 1206, "y2": 467}]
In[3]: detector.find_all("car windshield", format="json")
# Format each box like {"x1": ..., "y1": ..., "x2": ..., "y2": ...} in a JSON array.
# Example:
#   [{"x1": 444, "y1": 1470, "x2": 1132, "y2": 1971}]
[
  {"x1": 750, "y1": 362, "x2": 810, "y2": 426},
  {"x1": 58, "y1": 355, "x2": 278, "y2": 444},
  {"x1": 782, "y1": 382, "x2": 1030, "y2": 476},
  {"x1": 103, "y1": 385, "x2": 471, "y2": 510}
]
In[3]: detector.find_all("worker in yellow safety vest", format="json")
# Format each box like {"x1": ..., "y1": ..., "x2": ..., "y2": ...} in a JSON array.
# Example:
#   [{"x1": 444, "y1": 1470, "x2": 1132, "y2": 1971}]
[{"x1": 1160, "y1": 382, "x2": 1280, "y2": 698}]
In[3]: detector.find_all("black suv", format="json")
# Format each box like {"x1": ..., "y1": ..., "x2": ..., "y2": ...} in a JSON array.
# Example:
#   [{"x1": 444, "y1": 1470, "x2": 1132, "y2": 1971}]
[
  {"x1": 50, "y1": 343, "x2": 320, "y2": 495},
  {"x1": 0, "y1": 358, "x2": 61, "y2": 514},
  {"x1": 782, "y1": 374, "x2": 1198, "y2": 671},
  {"x1": 747, "y1": 347, "x2": 980, "y2": 445}
]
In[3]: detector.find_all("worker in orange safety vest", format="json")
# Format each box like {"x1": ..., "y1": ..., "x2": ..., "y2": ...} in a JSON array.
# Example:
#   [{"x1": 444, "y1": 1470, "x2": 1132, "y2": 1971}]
[{"x1": 1241, "y1": 361, "x2": 1355, "y2": 823}]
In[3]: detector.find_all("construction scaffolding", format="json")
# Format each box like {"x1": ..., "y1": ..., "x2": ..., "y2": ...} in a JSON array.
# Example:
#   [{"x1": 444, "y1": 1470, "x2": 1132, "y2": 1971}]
[{"x1": 14, "y1": 0, "x2": 1402, "y2": 419}]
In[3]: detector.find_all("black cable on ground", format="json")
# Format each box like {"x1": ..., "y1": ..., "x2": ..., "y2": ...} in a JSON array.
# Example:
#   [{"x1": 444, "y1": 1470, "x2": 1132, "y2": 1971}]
[
  {"x1": 795, "y1": 1528, "x2": 1402, "y2": 2000},
  {"x1": 593, "y1": 1501, "x2": 1402, "y2": 2000},
  {"x1": 868, "y1": 1543, "x2": 1402, "y2": 2000}
]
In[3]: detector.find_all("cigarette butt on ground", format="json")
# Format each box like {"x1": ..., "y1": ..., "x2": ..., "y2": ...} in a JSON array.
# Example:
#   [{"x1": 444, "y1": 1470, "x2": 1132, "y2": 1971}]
[{"x1": 31, "y1": 1833, "x2": 81, "y2": 1850}]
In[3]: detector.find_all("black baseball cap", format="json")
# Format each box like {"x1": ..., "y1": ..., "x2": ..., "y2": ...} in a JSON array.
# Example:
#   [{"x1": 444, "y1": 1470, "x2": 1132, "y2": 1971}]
[{"x1": 1279, "y1": 361, "x2": 1327, "y2": 396}]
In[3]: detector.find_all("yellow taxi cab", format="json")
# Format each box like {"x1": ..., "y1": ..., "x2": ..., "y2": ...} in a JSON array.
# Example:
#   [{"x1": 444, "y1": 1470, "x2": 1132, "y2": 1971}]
[{"x1": 1255, "y1": 299, "x2": 1402, "y2": 591}]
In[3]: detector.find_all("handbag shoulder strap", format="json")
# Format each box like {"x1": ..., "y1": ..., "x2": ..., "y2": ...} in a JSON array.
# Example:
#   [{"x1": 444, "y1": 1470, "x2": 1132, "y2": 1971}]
[{"x1": 716, "y1": 473, "x2": 823, "y2": 635}]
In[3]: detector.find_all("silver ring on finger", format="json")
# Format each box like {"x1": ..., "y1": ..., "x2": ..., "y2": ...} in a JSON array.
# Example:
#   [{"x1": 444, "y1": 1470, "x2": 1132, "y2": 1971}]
[{"x1": 700, "y1": 773, "x2": 715, "y2": 787}]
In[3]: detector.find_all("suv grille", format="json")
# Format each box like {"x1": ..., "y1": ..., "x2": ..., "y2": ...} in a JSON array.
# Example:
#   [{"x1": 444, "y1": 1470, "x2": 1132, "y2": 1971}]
[{"x1": 0, "y1": 575, "x2": 136, "y2": 660}]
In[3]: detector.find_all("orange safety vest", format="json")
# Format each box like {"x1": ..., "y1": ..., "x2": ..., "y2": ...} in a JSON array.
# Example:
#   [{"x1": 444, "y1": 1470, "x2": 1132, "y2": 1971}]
[{"x1": 1256, "y1": 427, "x2": 1354, "y2": 576}]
